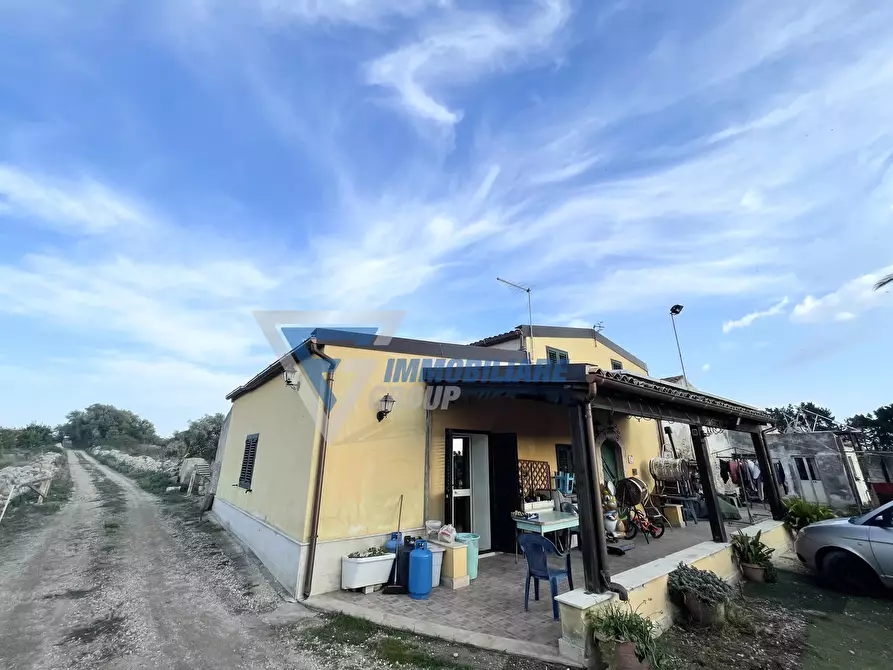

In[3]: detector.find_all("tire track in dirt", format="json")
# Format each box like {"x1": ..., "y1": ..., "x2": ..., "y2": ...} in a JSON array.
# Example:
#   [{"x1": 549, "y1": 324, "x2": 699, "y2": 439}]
[{"x1": 1, "y1": 451, "x2": 319, "y2": 669}]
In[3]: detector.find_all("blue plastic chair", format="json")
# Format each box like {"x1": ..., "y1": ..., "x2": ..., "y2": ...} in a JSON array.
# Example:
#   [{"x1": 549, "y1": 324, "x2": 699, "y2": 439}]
[{"x1": 518, "y1": 534, "x2": 574, "y2": 620}]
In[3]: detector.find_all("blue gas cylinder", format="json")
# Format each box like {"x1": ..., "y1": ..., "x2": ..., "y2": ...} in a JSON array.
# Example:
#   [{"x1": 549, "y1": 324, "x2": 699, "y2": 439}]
[
  {"x1": 408, "y1": 539, "x2": 433, "y2": 600},
  {"x1": 385, "y1": 531, "x2": 402, "y2": 553}
]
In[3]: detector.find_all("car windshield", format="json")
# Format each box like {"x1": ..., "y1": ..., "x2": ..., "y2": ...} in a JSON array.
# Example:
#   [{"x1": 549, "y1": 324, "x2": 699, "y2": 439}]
[{"x1": 847, "y1": 517, "x2": 859, "y2": 524}]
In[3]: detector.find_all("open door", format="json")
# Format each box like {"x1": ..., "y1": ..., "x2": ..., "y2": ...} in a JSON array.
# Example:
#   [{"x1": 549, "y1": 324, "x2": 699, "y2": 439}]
[
  {"x1": 488, "y1": 433, "x2": 520, "y2": 553},
  {"x1": 444, "y1": 430, "x2": 473, "y2": 532}
]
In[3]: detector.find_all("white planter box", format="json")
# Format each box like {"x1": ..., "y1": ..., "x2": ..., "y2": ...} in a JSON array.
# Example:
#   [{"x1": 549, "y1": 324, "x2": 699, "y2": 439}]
[{"x1": 341, "y1": 554, "x2": 396, "y2": 590}]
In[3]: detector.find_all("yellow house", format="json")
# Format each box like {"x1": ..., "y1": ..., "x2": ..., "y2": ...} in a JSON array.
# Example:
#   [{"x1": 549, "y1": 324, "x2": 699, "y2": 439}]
[{"x1": 210, "y1": 325, "x2": 667, "y2": 598}]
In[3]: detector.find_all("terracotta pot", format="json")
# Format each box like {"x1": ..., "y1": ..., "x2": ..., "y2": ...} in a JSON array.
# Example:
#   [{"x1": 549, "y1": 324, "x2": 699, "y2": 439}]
[
  {"x1": 614, "y1": 641, "x2": 649, "y2": 669},
  {"x1": 683, "y1": 593, "x2": 726, "y2": 626},
  {"x1": 593, "y1": 638, "x2": 650, "y2": 670},
  {"x1": 740, "y1": 562, "x2": 766, "y2": 583}
]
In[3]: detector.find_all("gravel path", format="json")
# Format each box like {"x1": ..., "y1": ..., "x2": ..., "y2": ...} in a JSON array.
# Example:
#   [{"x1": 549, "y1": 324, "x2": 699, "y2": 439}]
[{"x1": 0, "y1": 450, "x2": 317, "y2": 670}]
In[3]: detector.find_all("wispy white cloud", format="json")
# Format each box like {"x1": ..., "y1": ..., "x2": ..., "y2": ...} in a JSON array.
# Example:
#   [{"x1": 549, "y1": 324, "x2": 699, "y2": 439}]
[
  {"x1": 155, "y1": 0, "x2": 446, "y2": 32},
  {"x1": 550, "y1": 253, "x2": 792, "y2": 320},
  {"x1": 722, "y1": 297, "x2": 789, "y2": 333},
  {"x1": 791, "y1": 266, "x2": 893, "y2": 324},
  {"x1": 0, "y1": 352, "x2": 246, "y2": 434},
  {"x1": 237, "y1": 0, "x2": 445, "y2": 26},
  {"x1": 701, "y1": 363, "x2": 711, "y2": 372},
  {"x1": 365, "y1": 0, "x2": 571, "y2": 125},
  {"x1": 0, "y1": 252, "x2": 277, "y2": 362},
  {"x1": 0, "y1": 165, "x2": 155, "y2": 235}
]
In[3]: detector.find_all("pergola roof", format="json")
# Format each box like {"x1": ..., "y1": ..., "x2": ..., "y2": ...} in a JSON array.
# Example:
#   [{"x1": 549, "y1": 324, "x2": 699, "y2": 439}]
[{"x1": 422, "y1": 363, "x2": 772, "y2": 431}]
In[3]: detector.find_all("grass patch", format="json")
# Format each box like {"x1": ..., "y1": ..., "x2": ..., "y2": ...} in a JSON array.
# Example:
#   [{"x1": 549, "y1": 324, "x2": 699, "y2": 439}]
[
  {"x1": 375, "y1": 638, "x2": 471, "y2": 670},
  {"x1": 134, "y1": 471, "x2": 175, "y2": 494},
  {"x1": 86, "y1": 464, "x2": 127, "y2": 515},
  {"x1": 301, "y1": 613, "x2": 383, "y2": 646},
  {"x1": 744, "y1": 570, "x2": 893, "y2": 670},
  {"x1": 92, "y1": 453, "x2": 176, "y2": 495},
  {"x1": 297, "y1": 615, "x2": 475, "y2": 669}
]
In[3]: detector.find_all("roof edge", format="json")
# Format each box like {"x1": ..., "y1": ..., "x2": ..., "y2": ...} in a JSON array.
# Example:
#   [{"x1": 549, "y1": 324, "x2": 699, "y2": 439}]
[
  {"x1": 226, "y1": 330, "x2": 529, "y2": 402},
  {"x1": 471, "y1": 324, "x2": 648, "y2": 372}
]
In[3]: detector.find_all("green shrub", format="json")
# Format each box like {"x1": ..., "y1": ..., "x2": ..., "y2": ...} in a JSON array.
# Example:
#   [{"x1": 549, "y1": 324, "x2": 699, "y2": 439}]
[
  {"x1": 668, "y1": 563, "x2": 734, "y2": 605},
  {"x1": 783, "y1": 497, "x2": 835, "y2": 532}
]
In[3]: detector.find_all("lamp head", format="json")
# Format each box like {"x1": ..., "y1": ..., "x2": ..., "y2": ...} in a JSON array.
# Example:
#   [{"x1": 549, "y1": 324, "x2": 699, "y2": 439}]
[
  {"x1": 670, "y1": 304, "x2": 684, "y2": 316},
  {"x1": 377, "y1": 393, "x2": 396, "y2": 422}
]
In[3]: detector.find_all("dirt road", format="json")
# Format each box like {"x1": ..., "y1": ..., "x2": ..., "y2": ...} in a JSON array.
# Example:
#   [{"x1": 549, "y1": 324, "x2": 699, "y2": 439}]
[{"x1": 0, "y1": 450, "x2": 316, "y2": 669}]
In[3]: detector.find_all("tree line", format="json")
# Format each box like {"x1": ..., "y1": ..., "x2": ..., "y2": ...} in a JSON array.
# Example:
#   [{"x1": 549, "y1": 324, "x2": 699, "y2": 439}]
[
  {"x1": 0, "y1": 404, "x2": 226, "y2": 462},
  {"x1": 765, "y1": 400, "x2": 893, "y2": 450}
]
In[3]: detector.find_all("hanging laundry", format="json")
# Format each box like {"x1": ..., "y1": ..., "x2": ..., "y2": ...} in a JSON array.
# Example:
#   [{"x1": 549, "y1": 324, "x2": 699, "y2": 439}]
[
  {"x1": 775, "y1": 461, "x2": 788, "y2": 495},
  {"x1": 729, "y1": 460, "x2": 740, "y2": 485},
  {"x1": 746, "y1": 459, "x2": 761, "y2": 481},
  {"x1": 719, "y1": 459, "x2": 731, "y2": 484}
]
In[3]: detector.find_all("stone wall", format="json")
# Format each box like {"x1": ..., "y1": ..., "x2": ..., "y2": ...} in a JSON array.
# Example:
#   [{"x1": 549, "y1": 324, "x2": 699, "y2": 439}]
[
  {"x1": 90, "y1": 446, "x2": 178, "y2": 475},
  {"x1": 0, "y1": 451, "x2": 63, "y2": 502}
]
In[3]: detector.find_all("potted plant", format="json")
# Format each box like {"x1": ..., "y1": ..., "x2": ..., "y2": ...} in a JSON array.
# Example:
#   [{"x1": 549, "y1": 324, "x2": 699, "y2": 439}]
[
  {"x1": 731, "y1": 530, "x2": 775, "y2": 582},
  {"x1": 782, "y1": 497, "x2": 836, "y2": 534},
  {"x1": 667, "y1": 563, "x2": 734, "y2": 626},
  {"x1": 341, "y1": 546, "x2": 395, "y2": 590},
  {"x1": 586, "y1": 604, "x2": 672, "y2": 670}
]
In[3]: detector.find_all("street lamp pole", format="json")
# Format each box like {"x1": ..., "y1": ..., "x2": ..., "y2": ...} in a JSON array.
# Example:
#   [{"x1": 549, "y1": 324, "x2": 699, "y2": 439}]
[{"x1": 669, "y1": 304, "x2": 688, "y2": 389}]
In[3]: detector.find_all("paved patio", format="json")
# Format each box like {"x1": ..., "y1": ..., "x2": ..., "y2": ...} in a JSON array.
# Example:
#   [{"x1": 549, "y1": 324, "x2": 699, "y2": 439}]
[{"x1": 317, "y1": 521, "x2": 716, "y2": 652}]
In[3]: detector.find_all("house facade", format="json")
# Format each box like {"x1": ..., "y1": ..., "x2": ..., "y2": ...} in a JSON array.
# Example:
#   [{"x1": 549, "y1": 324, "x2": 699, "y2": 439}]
[{"x1": 210, "y1": 325, "x2": 665, "y2": 597}]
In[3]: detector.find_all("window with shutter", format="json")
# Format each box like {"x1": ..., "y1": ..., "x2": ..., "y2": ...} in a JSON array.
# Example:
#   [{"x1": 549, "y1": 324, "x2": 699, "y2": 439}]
[
  {"x1": 611, "y1": 359, "x2": 623, "y2": 370},
  {"x1": 238, "y1": 433, "x2": 259, "y2": 490},
  {"x1": 546, "y1": 347, "x2": 569, "y2": 364}
]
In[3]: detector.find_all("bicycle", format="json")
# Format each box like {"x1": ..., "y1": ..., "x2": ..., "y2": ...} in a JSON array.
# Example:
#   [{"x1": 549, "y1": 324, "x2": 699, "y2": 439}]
[{"x1": 620, "y1": 505, "x2": 666, "y2": 540}]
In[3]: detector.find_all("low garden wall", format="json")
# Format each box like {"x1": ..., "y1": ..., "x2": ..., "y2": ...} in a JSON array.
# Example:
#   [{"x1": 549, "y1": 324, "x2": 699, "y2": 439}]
[{"x1": 555, "y1": 519, "x2": 793, "y2": 664}]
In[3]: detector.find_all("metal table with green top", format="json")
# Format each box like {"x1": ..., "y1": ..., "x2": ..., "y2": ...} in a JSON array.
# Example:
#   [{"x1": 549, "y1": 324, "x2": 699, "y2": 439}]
[{"x1": 514, "y1": 510, "x2": 579, "y2": 564}]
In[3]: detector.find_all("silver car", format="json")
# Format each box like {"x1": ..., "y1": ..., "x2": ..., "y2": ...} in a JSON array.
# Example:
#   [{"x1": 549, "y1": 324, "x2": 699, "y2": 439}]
[{"x1": 796, "y1": 500, "x2": 893, "y2": 592}]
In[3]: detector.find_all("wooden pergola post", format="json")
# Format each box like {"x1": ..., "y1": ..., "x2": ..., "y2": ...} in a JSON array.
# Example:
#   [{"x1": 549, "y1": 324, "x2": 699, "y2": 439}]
[
  {"x1": 690, "y1": 425, "x2": 727, "y2": 543},
  {"x1": 750, "y1": 431, "x2": 785, "y2": 521},
  {"x1": 568, "y1": 403, "x2": 604, "y2": 593}
]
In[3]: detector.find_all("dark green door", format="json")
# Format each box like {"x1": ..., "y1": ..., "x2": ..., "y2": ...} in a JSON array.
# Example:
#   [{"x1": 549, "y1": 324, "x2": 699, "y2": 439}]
[{"x1": 601, "y1": 441, "x2": 620, "y2": 482}]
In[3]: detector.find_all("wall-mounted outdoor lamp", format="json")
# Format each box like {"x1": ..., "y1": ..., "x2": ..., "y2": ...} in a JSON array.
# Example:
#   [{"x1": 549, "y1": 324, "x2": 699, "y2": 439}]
[
  {"x1": 377, "y1": 393, "x2": 396, "y2": 422},
  {"x1": 283, "y1": 368, "x2": 300, "y2": 391}
]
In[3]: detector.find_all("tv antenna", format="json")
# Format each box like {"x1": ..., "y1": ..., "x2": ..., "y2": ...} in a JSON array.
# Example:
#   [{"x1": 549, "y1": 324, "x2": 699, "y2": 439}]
[{"x1": 497, "y1": 277, "x2": 534, "y2": 363}]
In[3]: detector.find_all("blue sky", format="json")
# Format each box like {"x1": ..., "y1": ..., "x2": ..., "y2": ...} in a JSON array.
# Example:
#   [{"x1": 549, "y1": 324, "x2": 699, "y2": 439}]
[{"x1": 1, "y1": 0, "x2": 891, "y2": 435}]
